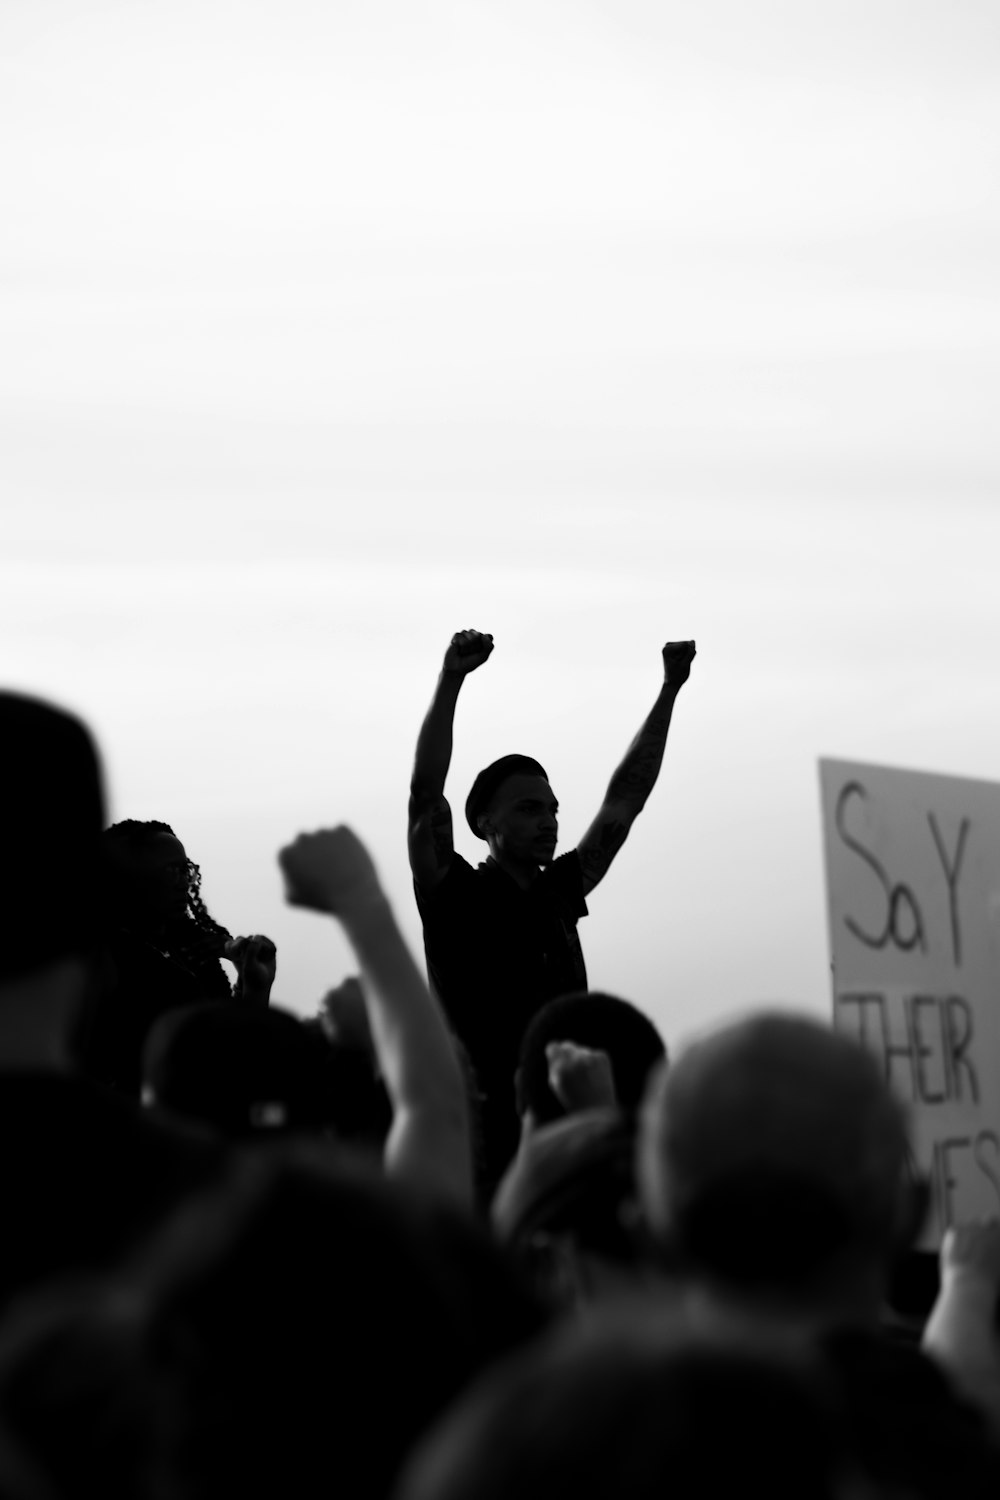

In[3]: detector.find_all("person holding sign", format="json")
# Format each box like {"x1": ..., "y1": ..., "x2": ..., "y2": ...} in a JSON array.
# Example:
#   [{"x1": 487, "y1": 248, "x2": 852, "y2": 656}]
[{"x1": 408, "y1": 629, "x2": 695, "y2": 1197}]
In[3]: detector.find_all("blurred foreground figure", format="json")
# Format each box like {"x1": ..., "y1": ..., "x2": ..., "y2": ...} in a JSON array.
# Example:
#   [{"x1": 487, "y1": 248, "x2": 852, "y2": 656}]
[
  {"x1": 142, "y1": 1001, "x2": 340, "y2": 1141},
  {"x1": 638, "y1": 1012, "x2": 917, "y2": 1308},
  {"x1": 0, "y1": 693, "x2": 224, "y2": 1314},
  {"x1": 637, "y1": 1012, "x2": 1000, "y2": 1499},
  {"x1": 408, "y1": 629, "x2": 695, "y2": 1195},
  {"x1": 0, "y1": 1150, "x2": 548, "y2": 1500},
  {"x1": 396, "y1": 1316, "x2": 876, "y2": 1500},
  {"x1": 493, "y1": 1107, "x2": 657, "y2": 1314}
]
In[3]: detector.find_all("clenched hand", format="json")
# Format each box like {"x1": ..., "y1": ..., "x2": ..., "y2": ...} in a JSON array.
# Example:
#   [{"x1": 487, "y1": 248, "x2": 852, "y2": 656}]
[
  {"x1": 279, "y1": 826, "x2": 383, "y2": 919},
  {"x1": 662, "y1": 640, "x2": 696, "y2": 688},
  {"x1": 443, "y1": 629, "x2": 494, "y2": 677}
]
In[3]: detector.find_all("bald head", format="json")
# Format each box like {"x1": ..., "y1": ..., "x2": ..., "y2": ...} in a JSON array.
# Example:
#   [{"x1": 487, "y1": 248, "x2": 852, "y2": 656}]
[{"x1": 638, "y1": 1013, "x2": 913, "y2": 1296}]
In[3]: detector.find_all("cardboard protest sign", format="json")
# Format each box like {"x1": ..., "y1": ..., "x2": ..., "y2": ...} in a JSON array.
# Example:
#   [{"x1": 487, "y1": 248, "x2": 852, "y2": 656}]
[{"x1": 819, "y1": 758, "x2": 1000, "y2": 1246}]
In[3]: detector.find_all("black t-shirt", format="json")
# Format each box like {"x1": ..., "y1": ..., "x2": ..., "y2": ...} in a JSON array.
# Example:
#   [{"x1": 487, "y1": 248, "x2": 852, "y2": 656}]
[
  {"x1": 0, "y1": 1072, "x2": 227, "y2": 1317},
  {"x1": 77, "y1": 931, "x2": 233, "y2": 1099},
  {"x1": 415, "y1": 851, "x2": 589, "y2": 1191}
]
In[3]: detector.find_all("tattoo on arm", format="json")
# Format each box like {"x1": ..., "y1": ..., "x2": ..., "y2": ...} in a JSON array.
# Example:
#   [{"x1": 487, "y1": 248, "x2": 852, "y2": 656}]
[
  {"x1": 606, "y1": 713, "x2": 672, "y2": 806},
  {"x1": 579, "y1": 817, "x2": 630, "y2": 883}
]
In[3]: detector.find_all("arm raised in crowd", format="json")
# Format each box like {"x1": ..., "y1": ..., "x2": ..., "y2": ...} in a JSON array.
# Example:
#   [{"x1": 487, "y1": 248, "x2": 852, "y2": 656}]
[
  {"x1": 278, "y1": 826, "x2": 473, "y2": 1209},
  {"x1": 408, "y1": 630, "x2": 493, "y2": 893},
  {"x1": 576, "y1": 641, "x2": 696, "y2": 897},
  {"x1": 923, "y1": 1219, "x2": 1000, "y2": 1437}
]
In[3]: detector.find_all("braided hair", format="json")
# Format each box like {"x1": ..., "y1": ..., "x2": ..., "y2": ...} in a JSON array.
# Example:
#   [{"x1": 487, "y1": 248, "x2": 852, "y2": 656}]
[{"x1": 103, "y1": 819, "x2": 234, "y2": 974}]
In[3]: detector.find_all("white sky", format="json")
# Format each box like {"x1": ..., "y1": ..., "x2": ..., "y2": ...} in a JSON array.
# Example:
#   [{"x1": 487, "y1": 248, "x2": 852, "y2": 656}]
[{"x1": 3, "y1": 0, "x2": 999, "y2": 1050}]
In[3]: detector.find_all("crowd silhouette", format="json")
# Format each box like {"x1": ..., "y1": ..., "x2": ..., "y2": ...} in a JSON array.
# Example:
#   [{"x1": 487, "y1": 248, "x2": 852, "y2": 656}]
[{"x1": 1, "y1": 628, "x2": 999, "y2": 1498}]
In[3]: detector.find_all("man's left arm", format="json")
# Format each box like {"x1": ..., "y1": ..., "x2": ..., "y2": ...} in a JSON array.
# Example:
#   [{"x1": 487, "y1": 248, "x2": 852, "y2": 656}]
[{"x1": 576, "y1": 640, "x2": 695, "y2": 897}]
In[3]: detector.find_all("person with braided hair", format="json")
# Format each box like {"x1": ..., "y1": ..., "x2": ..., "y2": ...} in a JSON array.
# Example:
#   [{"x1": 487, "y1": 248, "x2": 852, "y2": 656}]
[
  {"x1": 0, "y1": 693, "x2": 225, "y2": 1314},
  {"x1": 77, "y1": 820, "x2": 277, "y2": 1099}
]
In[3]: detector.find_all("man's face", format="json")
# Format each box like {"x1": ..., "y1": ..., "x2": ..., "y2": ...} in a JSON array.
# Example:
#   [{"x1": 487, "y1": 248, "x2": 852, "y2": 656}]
[{"x1": 483, "y1": 775, "x2": 559, "y2": 864}]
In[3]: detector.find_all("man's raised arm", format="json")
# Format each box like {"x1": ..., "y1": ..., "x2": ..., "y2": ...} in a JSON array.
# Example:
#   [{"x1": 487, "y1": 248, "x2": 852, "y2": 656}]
[
  {"x1": 408, "y1": 629, "x2": 493, "y2": 892},
  {"x1": 577, "y1": 640, "x2": 696, "y2": 896}
]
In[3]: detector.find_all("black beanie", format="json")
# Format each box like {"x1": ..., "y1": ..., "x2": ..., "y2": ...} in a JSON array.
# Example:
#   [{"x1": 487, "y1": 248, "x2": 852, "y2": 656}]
[{"x1": 465, "y1": 755, "x2": 549, "y2": 840}]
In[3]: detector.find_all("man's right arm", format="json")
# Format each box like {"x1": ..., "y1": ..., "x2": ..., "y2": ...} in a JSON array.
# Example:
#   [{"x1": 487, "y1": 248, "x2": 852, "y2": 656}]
[{"x1": 408, "y1": 630, "x2": 494, "y2": 893}]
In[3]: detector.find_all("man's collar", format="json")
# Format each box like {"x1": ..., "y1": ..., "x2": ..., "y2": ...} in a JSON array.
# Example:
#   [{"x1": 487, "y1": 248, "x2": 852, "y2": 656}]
[{"x1": 480, "y1": 854, "x2": 542, "y2": 891}]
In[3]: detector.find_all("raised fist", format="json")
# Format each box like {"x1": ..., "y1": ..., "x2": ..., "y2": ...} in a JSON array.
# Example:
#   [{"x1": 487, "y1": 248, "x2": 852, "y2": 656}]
[
  {"x1": 546, "y1": 1040, "x2": 617, "y2": 1114},
  {"x1": 278, "y1": 826, "x2": 383, "y2": 918},
  {"x1": 224, "y1": 933, "x2": 277, "y2": 1005},
  {"x1": 443, "y1": 629, "x2": 494, "y2": 676},
  {"x1": 662, "y1": 640, "x2": 696, "y2": 687}
]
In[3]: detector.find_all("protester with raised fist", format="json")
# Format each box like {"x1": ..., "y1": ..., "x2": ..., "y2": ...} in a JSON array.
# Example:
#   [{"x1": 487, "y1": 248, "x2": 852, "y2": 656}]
[
  {"x1": 408, "y1": 629, "x2": 695, "y2": 1197},
  {"x1": 0, "y1": 693, "x2": 224, "y2": 1315},
  {"x1": 278, "y1": 824, "x2": 473, "y2": 1208}
]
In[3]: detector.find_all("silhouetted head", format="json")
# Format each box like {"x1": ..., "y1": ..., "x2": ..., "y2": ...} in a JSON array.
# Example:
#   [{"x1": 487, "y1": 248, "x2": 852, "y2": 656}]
[
  {"x1": 133, "y1": 1150, "x2": 548, "y2": 1500},
  {"x1": 0, "y1": 691, "x2": 105, "y2": 981},
  {"x1": 101, "y1": 821, "x2": 231, "y2": 958},
  {"x1": 397, "y1": 1314, "x2": 872, "y2": 1500},
  {"x1": 516, "y1": 991, "x2": 667, "y2": 1126},
  {"x1": 637, "y1": 1013, "x2": 917, "y2": 1314},
  {"x1": 466, "y1": 757, "x2": 557, "y2": 865},
  {"x1": 143, "y1": 1003, "x2": 337, "y2": 1140}
]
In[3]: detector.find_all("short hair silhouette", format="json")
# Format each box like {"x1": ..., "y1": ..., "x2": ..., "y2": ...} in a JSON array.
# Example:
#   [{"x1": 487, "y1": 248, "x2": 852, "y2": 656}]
[
  {"x1": 397, "y1": 1319, "x2": 861, "y2": 1500},
  {"x1": 132, "y1": 1150, "x2": 548, "y2": 1500},
  {"x1": 143, "y1": 1003, "x2": 336, "y2": 1139},
  {"x1": 517, "y1": 991, "x2": 666, "y2": 1125},
  {"x1": 639, "y1": 1012, "x2": 914, "y2": 1296}
]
